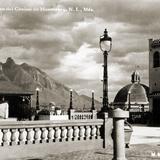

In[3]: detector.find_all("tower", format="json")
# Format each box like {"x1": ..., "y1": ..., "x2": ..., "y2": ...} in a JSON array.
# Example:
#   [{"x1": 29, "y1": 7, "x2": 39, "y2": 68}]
[{"x1": 149, "y1": 39, "x2": 160, "y2": 125}]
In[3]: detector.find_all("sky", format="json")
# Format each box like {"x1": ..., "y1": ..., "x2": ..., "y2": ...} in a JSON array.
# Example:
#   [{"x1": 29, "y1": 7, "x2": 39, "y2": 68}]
[{"x1": 0, "y1": 0, "x2": 159, "y2": 102}]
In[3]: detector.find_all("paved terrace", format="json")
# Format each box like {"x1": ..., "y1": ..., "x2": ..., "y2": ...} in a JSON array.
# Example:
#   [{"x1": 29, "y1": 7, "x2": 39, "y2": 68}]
[{"x1": 13, "y1": 143, "x2": 160, "y2": 160}]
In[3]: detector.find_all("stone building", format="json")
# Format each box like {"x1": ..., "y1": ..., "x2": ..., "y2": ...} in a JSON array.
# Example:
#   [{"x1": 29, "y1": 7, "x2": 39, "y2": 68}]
[
  {"x1": 149, "y1": 39, "x2": 160, "y2": 125},
  {"x1": 113, "y1": 71, "x2": 149, "y2": 123}
]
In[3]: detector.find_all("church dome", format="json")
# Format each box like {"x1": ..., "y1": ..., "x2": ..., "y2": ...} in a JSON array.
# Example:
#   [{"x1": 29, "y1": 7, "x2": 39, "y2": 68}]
[{"x1": 113, "y1": 71, "x2": 149, "y2": 108}]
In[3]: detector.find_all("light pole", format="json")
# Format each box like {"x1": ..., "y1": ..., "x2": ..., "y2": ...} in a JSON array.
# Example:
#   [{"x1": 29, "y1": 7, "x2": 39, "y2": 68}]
[
  {"x1": 128, "y1": 91, "x2": 131, "y2": 111},
  {"x1": 36, "y1": 87, "x2": 40, "y2": 110},
  {"x1": 69, "y1": 89, "x2": 73, "y2": 109},
  {"x1": 99, "y1": 28, "x2": 112, "y2": 112},
  {"x1": 91, "y1": 90, "x2": 95, "y2": 110}
]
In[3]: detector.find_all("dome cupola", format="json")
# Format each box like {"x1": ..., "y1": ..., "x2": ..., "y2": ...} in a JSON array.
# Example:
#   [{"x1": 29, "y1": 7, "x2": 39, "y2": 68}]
[{"x1": 131, "y1": 70, "x2": 140, "y2": 83}]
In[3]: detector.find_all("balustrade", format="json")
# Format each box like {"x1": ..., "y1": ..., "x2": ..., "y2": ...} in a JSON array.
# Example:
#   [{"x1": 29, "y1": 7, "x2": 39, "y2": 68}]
[
  {"x1": 0, "y1": 119, "x2": 103, "y2": 147},
  {"x1": 61, "y1": 127, "x2": 67, "y2": 142},
  {"x1": 55, "y1": 127, "x2": 61, "y2": 142},
  {"x1": 19, "y1": 128, "x2": 27, "y2": 145},
  {"x1": 85, "y1": 126, "x2": 91, "y2": 140},
  {"x1": 91, "y1": 125, "x2": 97, "y2": 139},
  {"x1": 41, "y1": 128, "x2": 48, "y2": 143},
  {"x1": 70, "y1": 111, "x2": 97, "y2": 120},
  {"x1": 73, "y1": 126, "x2": 79, "y2": 141},
  {"x1": 79, "y1": 126, "x2": 85, "y2": 140},
  {"x1": 48, "y1": 127, "x2": 55, "y2": 143},
  {"x1": 3, "y1": 129, "x2": 11, "y2": 146},
  {"x1": 11, "y1": 129, "x2": 19, "y2": 145},
  {"x1": 27, "y1": 128, "x2": 34, "y2": 144}
]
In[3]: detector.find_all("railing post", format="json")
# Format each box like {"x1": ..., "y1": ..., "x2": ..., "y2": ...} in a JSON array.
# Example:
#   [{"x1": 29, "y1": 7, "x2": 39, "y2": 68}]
[
  {"x1": 69, "y1": 109, "x2": 75, "y2": 120},
  {"x1": 111, "y1": 108, "x2": 129, "y2": 160},
  {"x1": 92, "y1": 110, "x2": 97, "y2": 119}
]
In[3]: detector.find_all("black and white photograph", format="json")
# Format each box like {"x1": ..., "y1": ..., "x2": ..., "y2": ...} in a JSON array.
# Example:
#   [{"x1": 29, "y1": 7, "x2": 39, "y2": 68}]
[{"x1": 0, "y1": 0, "x2": 160, "y2": 159}]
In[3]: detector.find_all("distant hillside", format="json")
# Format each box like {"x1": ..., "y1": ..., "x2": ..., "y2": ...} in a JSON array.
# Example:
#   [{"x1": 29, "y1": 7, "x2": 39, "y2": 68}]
[{"x1": 0, "y1": 57, "x2": 101, "y2": 111}]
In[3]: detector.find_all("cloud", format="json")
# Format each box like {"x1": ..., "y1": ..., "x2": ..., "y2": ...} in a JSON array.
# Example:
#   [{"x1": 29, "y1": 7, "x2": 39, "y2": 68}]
[
  {"x1": 53, "y1": 43, "x2": 101, "y2": 79},
  {"x1": 0, "y1": 0, "x2": 155, "y2": 101}
]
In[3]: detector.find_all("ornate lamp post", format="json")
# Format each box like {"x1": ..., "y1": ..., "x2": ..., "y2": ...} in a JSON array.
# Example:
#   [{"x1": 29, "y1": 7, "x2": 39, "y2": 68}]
[
  {"x1": 69, "y1": 89, "x2": 73, "y2": 109},
  {"x1": 36, "y1": 87, "x2": 40, "y2": 110},
  {"x1": 128, "y1": 91, "x2": 131, "y2": 111},
  {"x1": 99, "y1": 28, "x2": 112, "y2": 112},
  {"x1": 91, "y1": 90, "x2": 95, "y2": 110}
]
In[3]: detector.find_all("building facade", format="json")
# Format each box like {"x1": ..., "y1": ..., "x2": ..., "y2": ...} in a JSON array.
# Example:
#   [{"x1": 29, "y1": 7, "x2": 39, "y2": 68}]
[{"x1": 149, "y1": 39, "x2": 160, "y2": 125}]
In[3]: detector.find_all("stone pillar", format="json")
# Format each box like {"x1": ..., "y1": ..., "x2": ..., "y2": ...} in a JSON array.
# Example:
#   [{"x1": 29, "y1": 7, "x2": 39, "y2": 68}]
[
  {"x1": 69, "y1": 109, "x2": 75, "y2": 120},
  {"x1": 103, "y1": 112, "x2": 113, "y2": 148},
  {"x1": 111, "y1": 108, "x2": 129, "y2": 160},
  {"x1": 92, "y1": 109, "x2": 97, "y2": 119}
]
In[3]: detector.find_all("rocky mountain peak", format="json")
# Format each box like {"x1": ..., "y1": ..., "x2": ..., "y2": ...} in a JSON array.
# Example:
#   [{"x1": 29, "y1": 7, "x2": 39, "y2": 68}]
[
  {"x1": 0, "y1": 57, "x2": 101, "y2": 111},
  {"x1": 5, "y1": 57, "x2": 16, "y2": 66}
]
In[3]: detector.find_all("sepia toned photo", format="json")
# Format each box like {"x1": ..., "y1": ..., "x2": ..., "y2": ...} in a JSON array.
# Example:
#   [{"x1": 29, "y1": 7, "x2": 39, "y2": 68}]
[{"x1": 0, "y1": 0, "x2": 160, "y2": 159}]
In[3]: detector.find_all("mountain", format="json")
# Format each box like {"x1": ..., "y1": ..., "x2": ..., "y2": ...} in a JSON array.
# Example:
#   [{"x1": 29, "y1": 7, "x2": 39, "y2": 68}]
[{"x1": 0, "y1": 57, "x2": 101, "y2": 111}]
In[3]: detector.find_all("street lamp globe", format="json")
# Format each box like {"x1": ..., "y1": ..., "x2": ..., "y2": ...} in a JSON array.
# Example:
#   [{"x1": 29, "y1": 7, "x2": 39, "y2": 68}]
[
  {"x1": 99, "y1": 29, "x2": 112, "y2": 53},
  {"x1": 36, "y1": 87, "x2": 40, "y2": 92}
]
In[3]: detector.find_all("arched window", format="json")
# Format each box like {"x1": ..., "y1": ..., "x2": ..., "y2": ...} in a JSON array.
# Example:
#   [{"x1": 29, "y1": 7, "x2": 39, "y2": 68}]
[{"x1": 153, "y1": 51, "x2": 160, "y2": 68}]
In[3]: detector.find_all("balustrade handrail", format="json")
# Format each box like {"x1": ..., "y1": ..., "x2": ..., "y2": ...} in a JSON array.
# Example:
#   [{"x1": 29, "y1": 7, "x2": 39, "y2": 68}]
[
  {"x1": 0, "y1": 119, "x2": 104, "y2": 129},
  {"x1": 73, "y1": 112, "x2": 93, "y2": 115}
]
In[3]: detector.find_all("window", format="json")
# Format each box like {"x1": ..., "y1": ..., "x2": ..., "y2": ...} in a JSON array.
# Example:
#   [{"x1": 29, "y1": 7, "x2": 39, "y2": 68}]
[{"x1": 153, "y1": 51, "x2": 160, "y2": 68}]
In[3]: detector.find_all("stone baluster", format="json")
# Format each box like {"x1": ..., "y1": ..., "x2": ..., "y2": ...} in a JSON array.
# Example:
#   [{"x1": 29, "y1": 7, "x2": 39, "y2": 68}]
[
  {"x1": 41, "y1": 128, "x2": 48, "y2": 143},
  {"x1": 2, "y1": 129, "x2": 11, "y2": 146},
  {"x1": 0, "y1": 129, "x2": 3, "y2": 146},
  {"x1": 61, "y1": 127, "x2": 67, "y2": 142},
  {"x1": 19, "y1": 129, "x2": 27, "y2": 145},
  {"x1": 11, "y1": 129, "x2": 19, "y2": 145},
  {"x1": 67, "y1": 126, "x2": 73, "y2": 141},
  {"x1": 73, "y1": 126, "x2": 79, "y2": 141},
  {"x1": 91, "y1": 125, "x2": 96, "y2": 139},
  {"x1": 34, "y1": 128, "x2": 41, "y2": 144},
  {"x1": 55, "y1": 127, "x2": 61, "y2": 142},
  {"x1": 85, "y1": 126, "x2": 91, "y2": 140},
  {"x1": 26, "y1": 128, "x2": 34, "y2": 144},
  {"x1": 48, "y1": 127, "x2": 55, "y2": 143},
  {"x1": 96, "y1": 125, "x2": 101, "y2": 139},
  {"x1": 79, "y1": 126, "x2": 85, "y2": 140}
]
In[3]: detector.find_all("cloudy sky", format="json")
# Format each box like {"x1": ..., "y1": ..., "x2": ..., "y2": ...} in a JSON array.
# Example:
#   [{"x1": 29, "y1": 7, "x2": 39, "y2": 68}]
[{"x1": 0, "y1": 0, "x2": 159, "y2": 102}]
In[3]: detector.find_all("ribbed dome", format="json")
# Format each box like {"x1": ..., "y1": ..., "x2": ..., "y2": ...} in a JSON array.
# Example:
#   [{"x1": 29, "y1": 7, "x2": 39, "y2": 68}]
[
  {"x1": 114, "y1": 83, "x2": 149, "y2": 104},
  {"x1": 113, "y1": 70, "x2": 149, "y2": 107}
]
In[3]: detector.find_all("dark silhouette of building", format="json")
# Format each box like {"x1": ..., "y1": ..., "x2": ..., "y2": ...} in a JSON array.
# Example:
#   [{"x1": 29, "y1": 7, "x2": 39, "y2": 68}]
[{"x1": 149, "y1": 39, "x2": 160, "y2": 125}]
